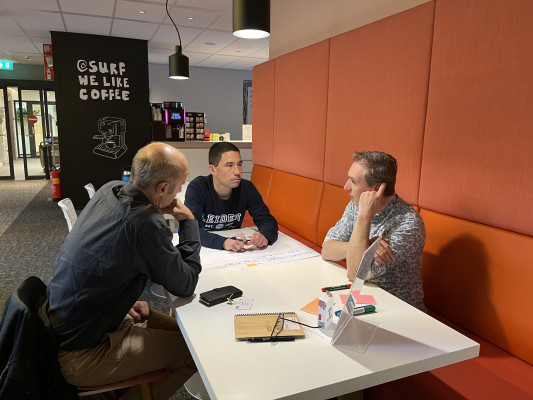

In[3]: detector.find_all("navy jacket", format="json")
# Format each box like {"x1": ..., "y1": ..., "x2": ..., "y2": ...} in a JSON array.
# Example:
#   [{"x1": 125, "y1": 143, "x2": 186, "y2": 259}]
[
  {"x1": 0, "y1": 276, "x2": 77, "y2": 400},
  {"x1": 47, "y1": 181, "x2": 201, "y2": 351},
  {"x1": 185, "y1": 175, "x2": 278, "y2": 249}
]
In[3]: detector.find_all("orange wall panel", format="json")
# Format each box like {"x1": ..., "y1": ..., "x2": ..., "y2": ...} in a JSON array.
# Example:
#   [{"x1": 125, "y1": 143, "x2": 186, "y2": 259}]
[
  {"x1": 324, "y1": 2, "x2": 434, "y2": 205},
  {"x1": 252, "y1": 61, "x2": 276, "y2": 167},
  {"x1": 272, "y1": 40, "x2": 330, "y2": 181},
  {"x1": 419, "y1": 0, "x2": 533, "y2": 236}
]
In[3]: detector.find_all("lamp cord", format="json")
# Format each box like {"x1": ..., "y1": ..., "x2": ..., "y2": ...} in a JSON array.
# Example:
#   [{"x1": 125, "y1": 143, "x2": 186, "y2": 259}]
[{"x1": 165, "y1": 0, "x2": 182, "y2": 46}]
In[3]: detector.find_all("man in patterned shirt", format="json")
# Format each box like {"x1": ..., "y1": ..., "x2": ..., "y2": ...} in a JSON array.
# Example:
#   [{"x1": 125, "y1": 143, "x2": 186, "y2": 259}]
[{"x1": 321, "y1": 151, "x2": 426, "y2": 311}]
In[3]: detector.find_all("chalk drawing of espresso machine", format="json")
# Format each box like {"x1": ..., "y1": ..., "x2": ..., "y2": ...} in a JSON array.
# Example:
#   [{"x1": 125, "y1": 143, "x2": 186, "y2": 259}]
[{"x1": 92, "y1": 117, "x2": 128, "y2": 159}]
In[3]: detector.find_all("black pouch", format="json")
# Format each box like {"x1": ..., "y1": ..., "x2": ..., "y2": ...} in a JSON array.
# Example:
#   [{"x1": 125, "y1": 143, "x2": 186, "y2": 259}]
[{"x1": 199, "y1": 285, "x2": 243, "y2": 307}]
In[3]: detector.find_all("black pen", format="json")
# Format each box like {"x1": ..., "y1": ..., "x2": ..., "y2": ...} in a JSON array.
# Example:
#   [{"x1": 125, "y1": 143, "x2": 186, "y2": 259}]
[
  {"x1": 230, "y1": 236, "x2": 247, "y2": 242},
  {"x1": 247, "y1": 336, "x2": 296, "y2": 342}
]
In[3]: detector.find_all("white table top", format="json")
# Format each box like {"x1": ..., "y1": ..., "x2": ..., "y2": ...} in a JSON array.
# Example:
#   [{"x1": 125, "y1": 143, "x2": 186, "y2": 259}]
[{"x1": 167, "y1": 255, "x2": 479, "y2": 400}]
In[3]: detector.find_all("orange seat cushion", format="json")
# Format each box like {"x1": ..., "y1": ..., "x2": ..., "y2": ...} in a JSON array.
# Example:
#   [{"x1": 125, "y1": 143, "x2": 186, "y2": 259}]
[
  {"x1": 365, "y1": 312, "x2": 533, "y2": 400},
  {"x1": 420, "y1": 209, "x2": 533, "y2": 365}
]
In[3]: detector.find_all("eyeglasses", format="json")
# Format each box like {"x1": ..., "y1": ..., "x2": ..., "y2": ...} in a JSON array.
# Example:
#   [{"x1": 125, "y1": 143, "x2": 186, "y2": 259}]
[{"x1": 270, "y1": 313, "x2": 285, "y2": 338}]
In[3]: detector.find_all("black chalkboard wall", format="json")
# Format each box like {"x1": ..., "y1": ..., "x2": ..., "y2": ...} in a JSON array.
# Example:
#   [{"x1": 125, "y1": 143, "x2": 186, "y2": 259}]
[{"x1": 51, "y1": 32, "x2": 151, "y2": 208}]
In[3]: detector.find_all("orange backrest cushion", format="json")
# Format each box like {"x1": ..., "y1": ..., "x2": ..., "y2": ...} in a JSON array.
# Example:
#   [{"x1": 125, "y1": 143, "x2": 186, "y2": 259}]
[
  {"x1": 268, "y1": 170, "x2": 324, "y2": 245},
  {"x1": 252, "y1": 61, "x2": 276, "y2": 168},
  {"x1": 317, "y1": 184, "x2": 349, "y2": 246},
  {"x1": 420, "y1": 209, "x2": 533, "y2": 365},
  {"x1": 419, "y1": 0, "x2": 533, "y2": 236},
  {"x1": 272, "y1": 40, "x2": 330, "y2": 181},
  {"x1": 324, "y1": 2, "x2": 434, "y2": 205},
  {"x1": 250, "y1": 165, "x2": 273, "y2": 206}
]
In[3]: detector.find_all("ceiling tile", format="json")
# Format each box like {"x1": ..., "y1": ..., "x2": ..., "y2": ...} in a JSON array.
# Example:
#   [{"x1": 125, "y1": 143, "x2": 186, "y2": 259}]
[
  {"x1": 151, "y1": 25, "x2": 203, "y2": 48},
  {"x1": 165, "y1": 6, "x2": 222, "y2": 29},
  {"x1": 116, "y1": 0, "x2": 167, "y2": 23},
  {"x1": 0, "y1": 35, "x2": 40, "y2": 53},
  {"x1": 196, "y1": 54, "x2": 240, "y2": 68},
  {"x1": 208, "y1": 12, "x2": 232, "y2": 31},
  {"x1": 0, "y1": 14, "x2": 26, "y2": 36},
  {"x1": 218, "y1": 37, "x2": 269, "y2": 57},
  {"x1": 0, "y1": 0, "x2": 59, "y2": 11},
  {"x1": 177, "y1": 0, "x2": 231, "y2": 13},
  {"x1": 111, "y1": 19, "x2": 159, "y2": 40},
  {"x1": 64, "y1": 15, "x2": 112, "y2": 36},
  {"x1": 222, "y1": 57, "x2": 266, "y2": 70},
  {"x1": 13, "y1": 10, "x2": 65, "y2": 36},
  {"x1": 58, "y1": 0, "x2": 115, "y2": 16},
  {"x1": 12, "y1": 52, "x2": 44, "y2": 65},
  {"x1": 186, "y1": 30, "x2": 237, "y2": 53}
]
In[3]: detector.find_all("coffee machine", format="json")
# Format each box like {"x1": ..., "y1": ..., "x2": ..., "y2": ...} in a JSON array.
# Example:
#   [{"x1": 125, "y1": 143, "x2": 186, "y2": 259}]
[
  {"x1": 163, "y1": 101, "x2": 185, "y2": 141},
  {"x1": 92, "y1": 116, "x2": 128, "y2": 159}
]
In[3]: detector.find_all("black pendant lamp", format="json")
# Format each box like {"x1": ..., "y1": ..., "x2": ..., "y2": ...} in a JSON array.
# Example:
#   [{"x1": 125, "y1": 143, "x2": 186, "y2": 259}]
[
  {"x1": 232, "y1": 0, "x2": 270, "y2": 39},
  {"x1": 166, "y1": 0, "x2": 189, "y2": 79}
]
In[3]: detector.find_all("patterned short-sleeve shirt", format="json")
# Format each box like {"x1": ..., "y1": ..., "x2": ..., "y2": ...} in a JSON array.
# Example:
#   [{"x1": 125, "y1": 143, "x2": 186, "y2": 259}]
[{"x1": 324, "y1": 195, "x2": 426, "y2": 311}]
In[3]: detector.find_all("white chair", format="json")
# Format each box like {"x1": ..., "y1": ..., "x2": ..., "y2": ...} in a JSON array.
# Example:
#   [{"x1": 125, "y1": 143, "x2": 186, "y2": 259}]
[
  {"x1": 163, "y1": 214, "x2": 178, "y2": 233},
  {"x1": 58, "y1": 198, "x2": 77, "y2": 232},
  {"x1": 84, "y1": 183, "x2": 96, "y2": 199}
]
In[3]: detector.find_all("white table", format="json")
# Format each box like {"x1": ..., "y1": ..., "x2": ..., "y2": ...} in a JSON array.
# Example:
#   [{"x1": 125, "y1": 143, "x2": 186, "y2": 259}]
[{"x1": 166, "y1": 256, "x2": 479, "y2": 400}]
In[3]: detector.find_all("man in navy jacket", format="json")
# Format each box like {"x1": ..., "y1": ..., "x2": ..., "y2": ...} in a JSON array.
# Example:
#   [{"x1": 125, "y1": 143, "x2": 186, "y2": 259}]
[
  {"x1": 47, "y1": 143, "x2": 201, "y2": 399},
  {"x1": 185, "y1": 142, "x2": 278, "y2": 251}
]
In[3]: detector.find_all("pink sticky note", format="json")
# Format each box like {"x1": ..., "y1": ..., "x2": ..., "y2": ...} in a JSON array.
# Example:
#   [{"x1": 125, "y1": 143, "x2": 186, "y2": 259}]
[{"x1": 339, "y1": 291, "x2": 377, "y2": 305}]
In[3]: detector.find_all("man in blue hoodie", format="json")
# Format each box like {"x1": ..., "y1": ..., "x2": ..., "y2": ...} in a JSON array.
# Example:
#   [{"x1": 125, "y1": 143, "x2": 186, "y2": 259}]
[{"x1": 185, "y1": 142, "x2": 278, "y2": 251}]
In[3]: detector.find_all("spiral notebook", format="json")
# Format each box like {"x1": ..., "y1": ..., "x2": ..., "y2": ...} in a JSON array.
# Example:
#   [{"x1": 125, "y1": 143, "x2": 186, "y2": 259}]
[{"x1": 234, "y1": 312, "x2": 305, "y2": 340}]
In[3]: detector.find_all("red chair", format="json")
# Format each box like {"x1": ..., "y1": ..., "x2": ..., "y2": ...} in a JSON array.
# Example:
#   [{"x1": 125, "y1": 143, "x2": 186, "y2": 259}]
[{"x1": 77, "y1": 368, "x2": 171, "y2": 400}]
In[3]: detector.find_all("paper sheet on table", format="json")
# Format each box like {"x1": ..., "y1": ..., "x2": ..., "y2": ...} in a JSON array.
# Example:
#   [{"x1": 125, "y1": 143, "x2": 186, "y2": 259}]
[
  {"x1": 301, "y1": 298, "x2": 319, "y2": 315},
  {"x1": 301, "y1": 298, "x2": 338, "y2": 316},
  {"x1": 339, "y1": 291, "x2": 377, "y2": 305},
  {"x1": 198, "y1": 228, "x2": 321, "y2": 277}
]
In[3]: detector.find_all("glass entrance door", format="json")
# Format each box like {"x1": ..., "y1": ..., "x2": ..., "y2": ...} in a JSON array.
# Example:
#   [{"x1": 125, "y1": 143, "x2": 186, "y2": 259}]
[
  {"x1": 13, "y1": 88, "x2": 57, "y2": 179},
  {"x1": 0, "y1": 87, "x2": 15, "y2": 179}
]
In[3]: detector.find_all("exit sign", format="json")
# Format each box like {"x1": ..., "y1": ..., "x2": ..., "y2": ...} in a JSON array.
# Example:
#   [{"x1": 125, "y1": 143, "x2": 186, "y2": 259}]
[{"x1": 0, "y1": 60, "x2": 13, "y2": 70}]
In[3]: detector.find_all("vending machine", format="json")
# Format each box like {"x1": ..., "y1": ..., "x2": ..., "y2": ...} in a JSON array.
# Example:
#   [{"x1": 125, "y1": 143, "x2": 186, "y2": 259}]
[{"x1": 163, "y1": 101, "x2": 185, "y2": 141}]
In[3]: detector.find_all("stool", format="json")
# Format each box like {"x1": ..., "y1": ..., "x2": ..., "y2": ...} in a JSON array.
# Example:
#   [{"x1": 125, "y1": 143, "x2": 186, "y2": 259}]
[{"x1": 184, "y1": 371, "x2": 211, "y2": 400}]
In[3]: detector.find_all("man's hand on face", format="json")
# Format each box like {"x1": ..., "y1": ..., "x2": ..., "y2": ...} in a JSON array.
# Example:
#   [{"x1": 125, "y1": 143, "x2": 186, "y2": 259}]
[
  {"x1": 159, "y1": 198, "x2": 194, "y2": 221},
  {"x1": 358, "y1": 183, "x2": 389, "y2": 218}
]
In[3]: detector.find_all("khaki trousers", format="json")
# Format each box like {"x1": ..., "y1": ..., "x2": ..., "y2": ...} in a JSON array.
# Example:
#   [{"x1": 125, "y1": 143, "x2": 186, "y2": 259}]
[{"x1": 58, "y1": 310, "x2": 196, "y2": 400}]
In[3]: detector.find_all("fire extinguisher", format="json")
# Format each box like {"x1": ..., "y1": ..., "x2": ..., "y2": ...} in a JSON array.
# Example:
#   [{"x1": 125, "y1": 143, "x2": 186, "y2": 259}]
[{"x1": 50, "y1": 166, "x2": 62, "y2": 202}]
